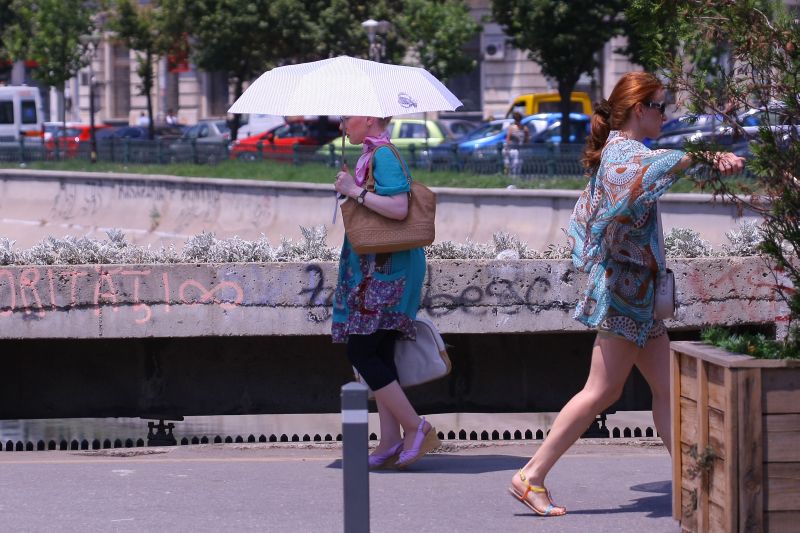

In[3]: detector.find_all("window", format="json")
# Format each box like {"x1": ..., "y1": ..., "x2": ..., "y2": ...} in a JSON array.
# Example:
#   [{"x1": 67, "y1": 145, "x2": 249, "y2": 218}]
[
  {"x1": 0, "y1": 101, "x2": 12, "y2": 124},
  {"x1": 398, "y1": 122, "x2": 428, "y2": 139},
  {"x1": 21, "y1": 100, "x2": 37, "y2": 124},
  {"x1": 538, "y1": 101, "x2": 584, "y2": 114}
]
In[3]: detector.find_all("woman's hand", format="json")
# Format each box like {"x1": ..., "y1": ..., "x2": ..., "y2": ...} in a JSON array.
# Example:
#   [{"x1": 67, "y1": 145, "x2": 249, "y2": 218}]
[
  {"x1": 714, "y1": 152, "x2": 746, "y2": 176},
  {"x1": 334, "y1": 164, "x2": 360, "y2": 198}
]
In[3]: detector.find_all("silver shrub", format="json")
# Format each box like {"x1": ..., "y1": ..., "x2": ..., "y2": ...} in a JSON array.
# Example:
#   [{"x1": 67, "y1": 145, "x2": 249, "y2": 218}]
[
  {"x1": 0, "y1": 225, "x2": 774, "y2": 265},
  {"x1": 722, "y1": 220, "x2": 763, "y2": 257},
  {"x1": 664, "y1": 227, "x2": 715, "y2": 258}
]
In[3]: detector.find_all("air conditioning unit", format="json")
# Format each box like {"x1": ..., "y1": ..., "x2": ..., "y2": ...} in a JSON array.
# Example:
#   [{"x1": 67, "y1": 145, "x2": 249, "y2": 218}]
[{"x1": 483, "y1": 37, "x2": 506, "y2": 61}]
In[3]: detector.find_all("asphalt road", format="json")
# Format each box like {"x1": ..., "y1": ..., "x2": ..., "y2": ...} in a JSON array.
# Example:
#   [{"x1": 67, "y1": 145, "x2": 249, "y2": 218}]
[{"x1": 0, "y1": 439, "x2": 678, "y2": 533}]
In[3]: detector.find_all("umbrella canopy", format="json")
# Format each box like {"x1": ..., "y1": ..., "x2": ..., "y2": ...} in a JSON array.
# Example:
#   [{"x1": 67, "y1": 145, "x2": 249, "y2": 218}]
[{"x1": 228, "y1": 56, "x2": 462, "y2": 118}]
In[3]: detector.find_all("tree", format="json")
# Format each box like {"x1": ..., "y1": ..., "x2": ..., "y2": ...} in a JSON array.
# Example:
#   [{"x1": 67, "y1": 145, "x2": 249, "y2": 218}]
[
  {"x1": 109, "y1": 0, "x2": 158, "y2": 139},
  {"x1": 180, "y1": 0, "x2": 315, "y2": 141},
  {"x1": 4, "y1": 0, "x2": 95, "y2": 126},
  {"x1": 630, "y1": 0, "x2": 800, "y2": 355},
  {"x1": 396, "y1": 0, "x2": 481, "y2": 84},
  {"x1": 492, "y1": 0, "x2": 626, "y2": 140}
]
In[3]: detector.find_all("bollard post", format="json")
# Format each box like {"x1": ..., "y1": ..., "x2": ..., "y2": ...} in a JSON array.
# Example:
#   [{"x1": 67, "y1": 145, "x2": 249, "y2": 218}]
[{"x1": 341, "y1": 381, "x2": 370, "y2": 533}]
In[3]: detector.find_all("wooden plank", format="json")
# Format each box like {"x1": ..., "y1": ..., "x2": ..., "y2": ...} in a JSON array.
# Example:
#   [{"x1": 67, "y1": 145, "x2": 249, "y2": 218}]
[
  {"x1": 738, "y1": 369, "x2": 764, "y2": 532},
  {"x1": 681, "y1": 487, "x2": 698, "y2": 532},
  {"x1": 764, "y1": 414, "x2": 800, "y2": 463},
  {"x1": 762, "y1": 368, "x2": 800, "y2": 415},
  {"x1": 672, "y1": 347, "x2": 683, "y2": 522},
  {"x1": 697, "y1": 358, "x2": 709, "y2": 533},
  {"x1": 708, "y1": 407, "x2": 727, "y2": 461},
  {"x1": 724, "y1": 367, "x2": 739, "y2": 533},
  {"x1": 707, "y1": 363, "x2": 726, "y2": 411},
  {"x1": 764, "y1": 510, "x2": 800, "y2": 532},
  {"x1": 681, "y1": 351, "x2": 698, "y2": 401},
  {"x1": 709, "y1": 456, "x2": 727, "y2": 507},
  {"x1": 709, "y1": 501, "x2": 727, "y2": 533},
  {"x1": 671, "y1": 342, "x2": 800, "y2": 369},
  {"x1": 681, "y1": 397, "x2": 698, "y2": 446},
  {"x1": 764, "y1": 463, "x2": 800, "y2": 512}
]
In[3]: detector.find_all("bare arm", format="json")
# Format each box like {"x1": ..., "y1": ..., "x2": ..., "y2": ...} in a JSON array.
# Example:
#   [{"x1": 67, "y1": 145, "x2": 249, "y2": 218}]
[
  {"x1": 673, "y1": 151, "x2": 746, "y2": 175},
  {"x1": 334, "y1": 166, "x2": 409, "y2": 220}
]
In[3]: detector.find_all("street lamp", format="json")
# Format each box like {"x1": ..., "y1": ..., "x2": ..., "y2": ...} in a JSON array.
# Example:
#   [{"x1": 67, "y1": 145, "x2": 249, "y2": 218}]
[
  {"x1": 361, "y1": 19, "x2": 391, "y2": 62},
  {"x1": 80, "y1": 32, "x2": 101, "y2": 163}
]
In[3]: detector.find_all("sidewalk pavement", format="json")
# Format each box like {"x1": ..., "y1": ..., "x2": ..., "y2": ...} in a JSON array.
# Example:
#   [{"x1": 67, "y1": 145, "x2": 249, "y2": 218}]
[{"x1": 0, "y1": 438, "x2": 678, "y2": 533}]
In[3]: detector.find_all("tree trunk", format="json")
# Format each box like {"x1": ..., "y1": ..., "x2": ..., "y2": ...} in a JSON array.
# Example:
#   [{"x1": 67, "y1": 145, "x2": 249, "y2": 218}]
[
  {"x1": 558, "y1": 81, "x2": 574, "y2": 145},
  {"x1": 145, "y1": 52, "x2": 155, "y2": 141},
  {"x1": 230, "y1": 76, "x2": 245, "y2": 142}
]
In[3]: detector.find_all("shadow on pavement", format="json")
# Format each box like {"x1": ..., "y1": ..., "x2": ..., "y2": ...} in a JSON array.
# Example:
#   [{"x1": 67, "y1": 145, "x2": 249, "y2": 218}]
[
  {"x1": 326, "y1": 453, "x2": 529, "y2": 474},
  {"x1": 561, "y1": 480, "x2": 671, "y2": 518}
]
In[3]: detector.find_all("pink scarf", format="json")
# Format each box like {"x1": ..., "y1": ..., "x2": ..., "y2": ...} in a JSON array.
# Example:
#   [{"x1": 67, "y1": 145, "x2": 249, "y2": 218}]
[{"x1": 354, "y1": 130, "x2": 392, "y2": 186}]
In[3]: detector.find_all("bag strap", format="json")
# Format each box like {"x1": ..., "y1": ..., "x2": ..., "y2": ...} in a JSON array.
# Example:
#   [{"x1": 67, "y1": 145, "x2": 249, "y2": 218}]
[
  {"x1": 656, "y1": 202, "x2": 666, "y2": 272},
  {"x1": 366, "y1": 143, "x2": 412, "y2": 194}
]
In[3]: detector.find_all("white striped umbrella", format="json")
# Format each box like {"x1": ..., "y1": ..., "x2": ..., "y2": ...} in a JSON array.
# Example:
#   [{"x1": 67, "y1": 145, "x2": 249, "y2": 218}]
[{"x1": 228, "y1": 55, "x2": 462, "y2": 118}]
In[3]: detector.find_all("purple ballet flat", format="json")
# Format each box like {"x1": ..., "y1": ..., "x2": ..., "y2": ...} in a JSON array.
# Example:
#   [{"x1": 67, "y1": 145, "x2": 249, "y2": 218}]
[{"x1": 368, "y1": 441, "x2": 404, "y2": 469}]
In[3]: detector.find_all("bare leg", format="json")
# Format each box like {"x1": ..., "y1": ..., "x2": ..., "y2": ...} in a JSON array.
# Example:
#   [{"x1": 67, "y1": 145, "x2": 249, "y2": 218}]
[
  {"x1": 373, "y1": 381, "x2": 426, "y2": 452},
  {"x1": 511, "y1": 333, "x2": 641, "y2": 513},
  {"x1": 373, "y1": 397, "x2": 402, "y2": 453},
  {"x1": 634, "y1": 332, "x2": 672, "y2": 454}
]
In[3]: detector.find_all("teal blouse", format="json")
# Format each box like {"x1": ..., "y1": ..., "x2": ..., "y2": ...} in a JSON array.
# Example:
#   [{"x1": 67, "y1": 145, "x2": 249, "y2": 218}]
[{"x1": 331, "y1": 146, "x2": 427, "y2": 343}]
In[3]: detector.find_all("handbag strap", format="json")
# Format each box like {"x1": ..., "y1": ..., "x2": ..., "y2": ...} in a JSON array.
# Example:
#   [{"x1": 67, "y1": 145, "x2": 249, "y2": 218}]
[
  {"x1": 656, "y1": 202, "x2": 666, "y2": 272},
  {"x1": 366, "y1": 144, "x2": 412, "y2": 194}
]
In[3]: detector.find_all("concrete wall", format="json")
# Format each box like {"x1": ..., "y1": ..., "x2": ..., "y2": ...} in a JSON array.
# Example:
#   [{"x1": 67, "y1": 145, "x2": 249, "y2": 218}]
[
  {"x1": 0, "y1": 257, "x2": 786, "y2": 340},
  {"x1": 0, "y1": 170, "x2": 759, "y2": 250}
]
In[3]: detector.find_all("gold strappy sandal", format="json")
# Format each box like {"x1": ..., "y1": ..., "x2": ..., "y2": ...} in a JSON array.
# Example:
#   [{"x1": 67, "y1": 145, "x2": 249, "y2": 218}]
[{"x1": 507, "y1": 470, "x2": 567, "y2": 517}]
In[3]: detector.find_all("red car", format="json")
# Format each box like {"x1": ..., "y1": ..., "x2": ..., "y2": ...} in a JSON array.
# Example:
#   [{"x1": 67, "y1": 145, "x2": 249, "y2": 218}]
[
  {"x1": 45, "y1": 123, "x2": 110, "y2": 157},
  {"x1": 230, "y1": 117, "x2": 341, "y2": 161}
]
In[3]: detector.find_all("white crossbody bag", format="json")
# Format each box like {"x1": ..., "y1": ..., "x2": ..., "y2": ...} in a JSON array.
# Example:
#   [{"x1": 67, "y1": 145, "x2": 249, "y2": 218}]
[
  {"x1": 653, "y1": 203, "x2": 676, "y2": 320},
  {"x1": 354, "y1": 317, "x2": 452, "y2": 394}
]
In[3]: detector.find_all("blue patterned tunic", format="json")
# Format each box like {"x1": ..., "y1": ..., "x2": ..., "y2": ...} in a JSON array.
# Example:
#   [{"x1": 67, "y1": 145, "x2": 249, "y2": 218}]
[
  {"x1": 331, "y1": 146, "x2": 426, "y2": 343},
  {"x1": 568, "y1": 131, "x2": 685, "y2": 346}
]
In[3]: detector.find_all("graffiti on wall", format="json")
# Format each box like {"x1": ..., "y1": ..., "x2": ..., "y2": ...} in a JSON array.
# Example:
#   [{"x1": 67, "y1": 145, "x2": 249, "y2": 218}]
[{"x1": 0, "y1": 266, "x2": 244, "y2": 324}]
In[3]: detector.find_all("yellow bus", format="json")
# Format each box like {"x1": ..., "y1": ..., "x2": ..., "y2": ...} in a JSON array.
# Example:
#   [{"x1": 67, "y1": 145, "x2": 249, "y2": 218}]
[{"x1": 505, "y1": 91, "x2": 592, "y2": 117}]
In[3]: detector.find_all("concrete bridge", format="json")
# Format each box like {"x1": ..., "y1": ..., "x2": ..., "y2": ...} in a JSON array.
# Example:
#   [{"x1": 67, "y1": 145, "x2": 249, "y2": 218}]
[
  {"x1": 0, "y1": 169, "x2": 759, "y2": 250},
  {"x1": 0, "y1": 257, "x2": 785, "y2": 422}
]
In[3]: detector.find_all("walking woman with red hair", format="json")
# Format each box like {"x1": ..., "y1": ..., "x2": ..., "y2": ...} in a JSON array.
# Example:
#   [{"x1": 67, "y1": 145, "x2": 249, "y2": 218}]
[{"x1": 508, "y1": 72, "x2": 745, "y2": 517}]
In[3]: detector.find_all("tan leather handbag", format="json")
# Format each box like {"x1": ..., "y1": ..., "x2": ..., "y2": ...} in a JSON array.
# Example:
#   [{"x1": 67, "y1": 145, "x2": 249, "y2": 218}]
[{"x1": 340, "y1": 144, "x2": 436, "y2": 255}]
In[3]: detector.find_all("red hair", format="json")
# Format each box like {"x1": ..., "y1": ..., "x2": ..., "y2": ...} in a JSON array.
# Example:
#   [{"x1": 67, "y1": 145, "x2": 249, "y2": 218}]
[{"x1": 582, "y1": 72, "x2": 663, "y2": 174}]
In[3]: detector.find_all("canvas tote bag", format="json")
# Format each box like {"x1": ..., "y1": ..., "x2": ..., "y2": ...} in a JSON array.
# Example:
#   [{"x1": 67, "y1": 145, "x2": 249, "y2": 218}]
[
  {"x1": 340, "y1": 144, "x2": 436, "y2": 255},
  {"x1": 353, "y1": 317, "x2": 452, "y2": 394}
]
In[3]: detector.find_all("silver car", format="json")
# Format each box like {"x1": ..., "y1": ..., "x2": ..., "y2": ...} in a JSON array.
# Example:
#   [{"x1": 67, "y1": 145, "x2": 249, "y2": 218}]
[{"x1": 169, "y1": 120, "x2": 231, "y2": 164}]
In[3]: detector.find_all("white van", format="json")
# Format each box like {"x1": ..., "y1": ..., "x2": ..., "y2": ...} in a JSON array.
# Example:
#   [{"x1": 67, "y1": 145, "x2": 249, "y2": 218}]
[{"x1": 0, "y1": 86, "x2": 44, "y2": 144}]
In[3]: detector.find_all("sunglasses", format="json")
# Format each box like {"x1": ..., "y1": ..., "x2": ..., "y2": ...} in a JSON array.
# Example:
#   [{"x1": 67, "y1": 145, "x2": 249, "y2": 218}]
[{"x1": 643, "y1": 101, "x2": 666, "y2": 115}]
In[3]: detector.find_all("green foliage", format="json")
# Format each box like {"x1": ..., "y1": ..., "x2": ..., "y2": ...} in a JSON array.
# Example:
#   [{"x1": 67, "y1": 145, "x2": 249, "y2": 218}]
[
  {"x1": 491, "y1": 0, "x2": 626, "y2": 139},
  {"x1": 701, "y1": 326, "x2": 799, "y2": 360},
  {"x1": 629, "y1": 0, "x2": 800, "y2": 349},
  {"x1": 4, "y1": 0, "x2": 94, "y2": 89},
  {"x1": 397, "y1": 0, "x2": 481, "y2": 83}
]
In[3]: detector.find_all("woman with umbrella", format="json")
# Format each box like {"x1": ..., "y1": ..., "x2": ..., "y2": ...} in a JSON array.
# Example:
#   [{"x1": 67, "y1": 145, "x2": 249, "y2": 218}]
[
  {"x1": 333, "y1": 115, "x2": 440, "y2": 469},
  {"x1": 228, "y1": 56, "x2": 463, "y2": 469}
]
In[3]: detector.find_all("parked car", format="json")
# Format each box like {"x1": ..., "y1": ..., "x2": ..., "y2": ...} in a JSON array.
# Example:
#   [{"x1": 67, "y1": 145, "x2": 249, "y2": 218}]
[
  {"x1": 436, "y1": 118, "x2": 480, "y2": 140},
  {"x1": 319, "y1": 118, "x2": 449, "y2": 163},
  {"x1": 230, "y1": 117, "x2": 341, "y2": 161},
  {"x1": 96, "y1": 125, "x2": 186, "y2": 140},
  {"x1": 528, "y1": 114, "x2": 591, "y2": 144},
  {"x1": 506, "y1": 91, "x2": 592, "y2": 117},
  {"x1": 44, "y1": 123, "x2": 111, "y2": 157},
  {"x1": 168, "y1": 120, "x2": 231, "y2": 164},
  {"x1": 652, "y1": 114, "x2": 726, "y2": 149}
]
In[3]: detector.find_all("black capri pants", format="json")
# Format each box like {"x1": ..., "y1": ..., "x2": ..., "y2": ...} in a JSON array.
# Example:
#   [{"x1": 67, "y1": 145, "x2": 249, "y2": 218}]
[{"x1": 347, "y1": 329, "x2": 399, "y2": 391}]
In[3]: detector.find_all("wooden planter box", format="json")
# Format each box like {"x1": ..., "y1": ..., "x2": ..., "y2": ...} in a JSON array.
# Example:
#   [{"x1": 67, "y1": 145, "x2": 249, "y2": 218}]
[{"x1": 671, "y1": 341, "x2": 800, "y2": 532}]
